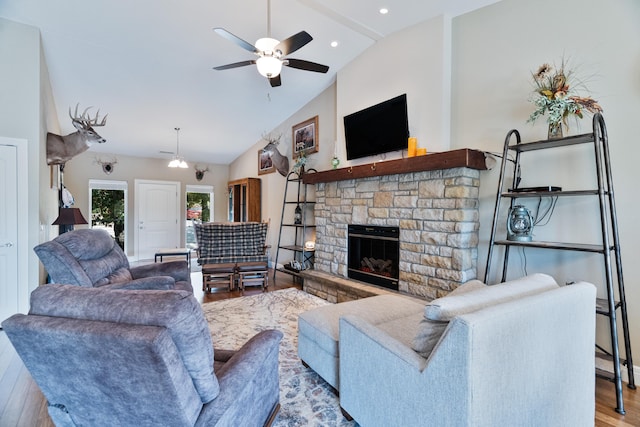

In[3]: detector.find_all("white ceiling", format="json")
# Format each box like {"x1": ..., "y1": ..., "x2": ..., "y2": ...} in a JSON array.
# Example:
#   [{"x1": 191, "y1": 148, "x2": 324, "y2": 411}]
[{"x1": 0, "y1": 0, "x2": 500, "y2": 165}]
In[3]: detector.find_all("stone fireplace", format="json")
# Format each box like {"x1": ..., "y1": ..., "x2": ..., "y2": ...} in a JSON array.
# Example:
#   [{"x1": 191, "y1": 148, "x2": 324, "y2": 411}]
[{"x1": 303, "y1": 150, "x2": 485, "y2": 300}]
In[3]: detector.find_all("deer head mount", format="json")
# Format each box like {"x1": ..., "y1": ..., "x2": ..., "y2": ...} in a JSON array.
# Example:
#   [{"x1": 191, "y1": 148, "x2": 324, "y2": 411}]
[
  {"x1": 46, "y1": 104, "x2": 108, "y2": 169},
  {"x1": 95, "y1": 156, "x2": 118, "y2": 175},
  {"x1": 261, "y1": 133, "x2": 289, "y2": 176},
  {"x1": 194, "y1": 164, "x2": 210, "y2": 181}
]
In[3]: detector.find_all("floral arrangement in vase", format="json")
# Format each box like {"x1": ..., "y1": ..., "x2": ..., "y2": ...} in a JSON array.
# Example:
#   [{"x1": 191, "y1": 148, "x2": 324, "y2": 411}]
[
  {"x1": 293, "y1": 152, "x2": 307, "y2": 175},
  {"x1": 527, "y1": 58, "x2": 602, "y2": 139}
]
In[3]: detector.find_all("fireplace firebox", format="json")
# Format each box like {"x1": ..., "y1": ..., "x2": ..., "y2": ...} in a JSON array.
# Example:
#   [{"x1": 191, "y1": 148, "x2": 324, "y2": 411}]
[{"x1": 348, "y1": 225, "x2": 399, "y2": 290}]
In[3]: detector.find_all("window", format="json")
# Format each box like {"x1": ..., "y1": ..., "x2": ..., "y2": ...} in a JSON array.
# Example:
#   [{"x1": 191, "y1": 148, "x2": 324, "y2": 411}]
[
  {"x1": 89, "y1": 180, "x2": 127, "y2": 251},
  {"x1": 186, "y1": 185, "x2": 214, "y2": 250}
]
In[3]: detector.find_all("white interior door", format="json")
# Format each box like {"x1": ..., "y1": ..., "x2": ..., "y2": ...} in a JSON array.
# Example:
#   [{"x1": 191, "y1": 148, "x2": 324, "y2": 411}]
[
  {"x1": 0, "y1": 144, "x2": 19, "y2": 320},
  {"x1": 135, "y1": 180, "x2": 180, "y2": 260}
]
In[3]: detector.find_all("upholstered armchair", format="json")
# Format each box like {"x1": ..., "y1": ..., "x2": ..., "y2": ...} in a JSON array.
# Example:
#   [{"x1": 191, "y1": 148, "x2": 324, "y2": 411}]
[
  {"x1": 34, "y1": 228, "x2": 192, "y2": 292},
  {"x1": 2, "y1": 284, "x2": 283, "y2": 427}
]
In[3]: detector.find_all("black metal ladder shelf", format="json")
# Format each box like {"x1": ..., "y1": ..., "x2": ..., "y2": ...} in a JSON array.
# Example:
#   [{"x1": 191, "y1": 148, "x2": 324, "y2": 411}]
[
  {"x1": 484, "y1": 114, "x2": 634, "y2": 414},
  {"x1": 273, "y1": 169, "x2": 316, "y2": 284}
]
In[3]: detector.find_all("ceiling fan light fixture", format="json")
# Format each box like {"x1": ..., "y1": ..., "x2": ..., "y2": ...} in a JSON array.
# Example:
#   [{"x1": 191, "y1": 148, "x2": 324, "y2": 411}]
[{"x1": 256, "y1": 55, "x2": 283, "y2": 78}]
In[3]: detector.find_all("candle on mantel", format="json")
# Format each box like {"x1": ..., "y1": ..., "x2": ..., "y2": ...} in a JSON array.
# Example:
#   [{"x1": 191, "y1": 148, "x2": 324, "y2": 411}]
[
  {"x1": 417, "y1": 147, "x2": 427, "y2": 156},
  {"x1": 408, "y1": 137, "x2": 417, "y2": 157}
]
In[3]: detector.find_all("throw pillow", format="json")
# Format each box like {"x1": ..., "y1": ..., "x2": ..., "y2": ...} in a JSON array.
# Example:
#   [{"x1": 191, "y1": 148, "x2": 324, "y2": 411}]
[
  {"x1": 411, "y1": 279, "x2": 487, "y2": 358},
  {"x1": 411, "y1": 274, "x2": 558, "y2": 358}
]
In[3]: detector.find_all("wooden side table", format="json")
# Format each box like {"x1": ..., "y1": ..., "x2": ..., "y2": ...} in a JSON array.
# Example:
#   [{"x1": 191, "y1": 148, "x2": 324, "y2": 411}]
[
  {"x1": 155, "y1": 248, "x2": 191, "y2": 264},
  {"x1": 202, "y1": 263, "x2": 236, "y2": 293},
  {"x1": 236, "y1": 262, "x2": 269, "y2": 291}
]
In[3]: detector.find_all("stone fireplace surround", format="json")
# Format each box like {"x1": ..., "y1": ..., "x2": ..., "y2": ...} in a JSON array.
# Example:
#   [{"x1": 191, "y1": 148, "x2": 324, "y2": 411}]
[{"x1": 302, "y1": 150, "x2": 484, "y2": 301}]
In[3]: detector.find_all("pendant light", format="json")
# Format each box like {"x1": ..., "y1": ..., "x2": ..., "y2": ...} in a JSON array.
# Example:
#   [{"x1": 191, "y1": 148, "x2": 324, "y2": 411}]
[{"x1": 168, "y1": 127, "x2": 188, "y2": 168}]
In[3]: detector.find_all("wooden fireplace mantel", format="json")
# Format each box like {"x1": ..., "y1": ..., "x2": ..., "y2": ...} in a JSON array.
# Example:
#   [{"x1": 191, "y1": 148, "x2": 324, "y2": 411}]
[{"x1": 302, "y1": 148, "x2": 487, "y2": 184}]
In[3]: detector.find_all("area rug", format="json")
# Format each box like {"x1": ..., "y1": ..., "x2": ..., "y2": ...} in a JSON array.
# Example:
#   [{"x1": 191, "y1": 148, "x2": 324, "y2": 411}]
[{"x1": 201, "y1": 288, "x2": 357, "y2": 427}]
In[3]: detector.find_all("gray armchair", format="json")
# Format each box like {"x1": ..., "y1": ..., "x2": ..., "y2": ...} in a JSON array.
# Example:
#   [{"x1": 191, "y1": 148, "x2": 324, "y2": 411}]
[
  {"x1": 34, "y1": 228, "x2": 192, "y2": 292},
  {"x1": 2, "y1": 284, "x2": 283, "y2": 427}
]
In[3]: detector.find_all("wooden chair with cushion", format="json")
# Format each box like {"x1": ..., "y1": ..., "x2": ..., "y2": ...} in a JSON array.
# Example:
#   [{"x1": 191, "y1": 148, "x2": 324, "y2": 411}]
[{"x1": 195, "y1": 221, "x2": 269, "y2": 292}]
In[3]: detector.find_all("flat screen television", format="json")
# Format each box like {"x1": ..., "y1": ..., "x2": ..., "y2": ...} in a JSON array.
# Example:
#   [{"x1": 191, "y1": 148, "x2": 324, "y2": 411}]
[{"x1": 343, "y1": 94, "x2": 409, "y2": 160}]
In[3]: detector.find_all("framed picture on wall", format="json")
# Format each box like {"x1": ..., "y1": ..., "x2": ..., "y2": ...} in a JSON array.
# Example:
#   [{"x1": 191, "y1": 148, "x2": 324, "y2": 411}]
[
  {"x1": 258, "y1": 149, "x2": 275, "y2": 175},
  {"x1": 292, "y1": 116, "x2": 319, "y2": 157}
]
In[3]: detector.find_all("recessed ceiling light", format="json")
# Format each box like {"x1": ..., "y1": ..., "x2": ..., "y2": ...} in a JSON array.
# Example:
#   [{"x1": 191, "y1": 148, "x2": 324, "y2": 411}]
[
  {"x1": 379, "y1": 8, "x2": 389, "y2": 15},
  {"x1": 330, "y1": 41, "x2": 339, "y2": 48}
]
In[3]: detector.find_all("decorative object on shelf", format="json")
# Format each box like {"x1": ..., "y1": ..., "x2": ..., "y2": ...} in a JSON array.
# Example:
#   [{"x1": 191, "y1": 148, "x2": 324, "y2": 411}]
[
  {"x1": 408, "y1": 137, "x2": 417, "y2": 157},
  {"x1": 331, "y1": 156, "x2": 340, "y2": 169},
  {"x1": 46, "y1": 104, "x2": 108, "y2": 170},
  {"x1": 416, "y1": 147, "x2": 427, "y2": 156},
  {"x1": 168, "y1": 128, "x2": 188, "y2": 168},
  {"x1": 527, "y1": 57, "x2": 602, "y2": 139},
  {"x1": 194, "y1": 164, "x2": 210, "y2": 181},
  {"x1": 304, "y1": 240, "x2": 315, "y2": 250},
  {"x1": 293, "y1": 152, "x2": 307, "y2": 175},
  {"x1": 294, "y1": 204, "x2": 302, "y2": 224},
  {"x1": 506, "y1": 205, "x2": 533, "y2": 242},
  {"x1": 260, "y1": 133, "x2": 289, "y2": 176},
  {"x1": 292, "y1": 116, "x2": 318, "y2": 156},
  {"x1": 94, "y1": 156, "x2": 118, "y2": 175},
  {"x1": 331, "y1": 140, "x2": 340, "y2": 169}
]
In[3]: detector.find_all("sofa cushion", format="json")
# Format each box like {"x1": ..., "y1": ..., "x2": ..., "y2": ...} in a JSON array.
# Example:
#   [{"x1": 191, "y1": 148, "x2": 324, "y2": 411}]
[
  {"x1": 426, "y1": 273, "x2": 558, "y2": 321},
  {"x1": 29, "y1": 284, "x2": 219, "y2": 403},
  {"x1": 195, "y1": 222, "x2": 267, "y2": 260},
  {"x1": 412, "y1": 274, "x2": 558, "y2": 358},
  {"x1": 411, "y1": 279, "x2": 487, "y2": 358}
]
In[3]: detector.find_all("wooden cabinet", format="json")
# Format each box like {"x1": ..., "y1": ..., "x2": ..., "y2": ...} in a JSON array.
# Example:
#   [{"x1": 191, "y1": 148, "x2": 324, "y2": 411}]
[{"x1": 228, "y1": 178, "x2": 261, "y2": 222}]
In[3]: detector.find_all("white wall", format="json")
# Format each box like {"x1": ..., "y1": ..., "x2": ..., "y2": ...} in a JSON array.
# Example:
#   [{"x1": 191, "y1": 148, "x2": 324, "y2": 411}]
[
  {"x1": 0, "y1": 18, "x2": 53, "y2": 305},
  {"x1": 336, "y1": 15, "x2": 452, "y2": 165},
  {"x1": 64, "y1": 150, "x2": 229, "y2": 256},
  {"x1": 451, "y1": 0, "x2": 640, "y2": 363}
]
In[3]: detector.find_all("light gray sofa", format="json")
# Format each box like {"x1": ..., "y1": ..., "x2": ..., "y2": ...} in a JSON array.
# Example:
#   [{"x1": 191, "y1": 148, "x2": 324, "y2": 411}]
[{"x1": 339, "y1": 277, "x2": 596, "y2": 427}]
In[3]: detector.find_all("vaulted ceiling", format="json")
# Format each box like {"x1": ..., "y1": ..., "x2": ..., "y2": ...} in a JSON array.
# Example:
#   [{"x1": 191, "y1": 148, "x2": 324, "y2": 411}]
[{"x1": 0, "y1": 0, "x2": 500, "y2": 164}]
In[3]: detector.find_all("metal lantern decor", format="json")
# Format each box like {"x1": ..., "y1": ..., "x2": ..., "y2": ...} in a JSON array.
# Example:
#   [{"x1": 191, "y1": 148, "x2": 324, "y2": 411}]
[{"x1": 506, "y1": 205, "x2": 534, "y2": 242}]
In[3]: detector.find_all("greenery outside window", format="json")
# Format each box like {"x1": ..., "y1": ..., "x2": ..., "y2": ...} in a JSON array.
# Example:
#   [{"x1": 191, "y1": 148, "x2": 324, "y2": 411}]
[{"x1": 89, "y1": 180, "x2": 127, "y2": 251}]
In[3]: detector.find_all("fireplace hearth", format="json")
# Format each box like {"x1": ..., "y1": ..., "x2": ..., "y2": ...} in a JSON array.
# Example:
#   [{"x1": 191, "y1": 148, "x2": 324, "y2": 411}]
[{"x1": 348, "y1": 225, "x2": 399, "y2": 290}]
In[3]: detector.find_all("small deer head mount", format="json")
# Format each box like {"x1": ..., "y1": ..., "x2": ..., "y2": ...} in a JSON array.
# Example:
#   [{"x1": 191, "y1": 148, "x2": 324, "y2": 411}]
[
  {"x1": 195, "y1": 165, "x2": 210, "y2": 181},
  {"x1": 94, "y1": 156, "x2": 118, "y2": 175}
]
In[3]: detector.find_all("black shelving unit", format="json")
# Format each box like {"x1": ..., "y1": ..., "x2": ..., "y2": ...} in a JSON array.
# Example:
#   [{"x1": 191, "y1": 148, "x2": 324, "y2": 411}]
[
  {"x1": 485, "y1": 114, "x2": 634, "y2": 414},
  {"x1": 273, "y1": 169, "x2": 316, "y2": 284}
]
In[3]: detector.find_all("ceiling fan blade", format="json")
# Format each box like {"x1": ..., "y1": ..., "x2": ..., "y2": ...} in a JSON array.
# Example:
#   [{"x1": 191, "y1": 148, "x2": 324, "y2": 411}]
[
  {"x1": 213, "y1": 60, "x2": 256, "y2": 71},
  {"x1": 213, "y1": 27, "x2": 259, "y2": 53},
  {"x1": 269, "y1": 75, "x2": 282, "y2": 87},
  {"x1": 274, "y1": 31, "x2": 312, "y2": 56},
  {"x1": 285, "y1": 58, "x2": 329, "y2": 73}
]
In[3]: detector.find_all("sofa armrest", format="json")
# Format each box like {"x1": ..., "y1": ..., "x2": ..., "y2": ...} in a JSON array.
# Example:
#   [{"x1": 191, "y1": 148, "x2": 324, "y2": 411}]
[
  {"x1": 104, "y1": 276, "x2": 175, "y2": 290},
  {"x1": 197, "y1": 329, "x2": 283, "y2": 426},
  {"x1": 130, "y1": 260, "x2": 190, "y2": 283}
]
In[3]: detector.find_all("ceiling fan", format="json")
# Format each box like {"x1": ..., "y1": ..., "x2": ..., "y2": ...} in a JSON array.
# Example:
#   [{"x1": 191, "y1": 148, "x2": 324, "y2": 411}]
[{"x1": 212, "y1": 0, "x2": 329, "y2": 87}]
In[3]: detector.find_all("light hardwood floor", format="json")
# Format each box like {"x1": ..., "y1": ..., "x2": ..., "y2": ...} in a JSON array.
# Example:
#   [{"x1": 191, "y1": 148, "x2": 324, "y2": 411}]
[{"x1": 0, "y1": 271, "x2": 637, "y2": 426}]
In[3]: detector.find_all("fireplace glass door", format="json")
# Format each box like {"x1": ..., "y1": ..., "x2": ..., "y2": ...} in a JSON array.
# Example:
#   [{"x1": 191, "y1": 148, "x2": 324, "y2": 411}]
[{"x1": 348, "y1": 225, "x2": 399, "y2": 290}]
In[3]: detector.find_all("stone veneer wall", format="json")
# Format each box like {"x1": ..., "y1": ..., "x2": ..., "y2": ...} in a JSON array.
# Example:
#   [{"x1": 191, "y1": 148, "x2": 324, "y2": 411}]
[{"x1": 313, "y1": 167, "x2": 480, "y2": 300}]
